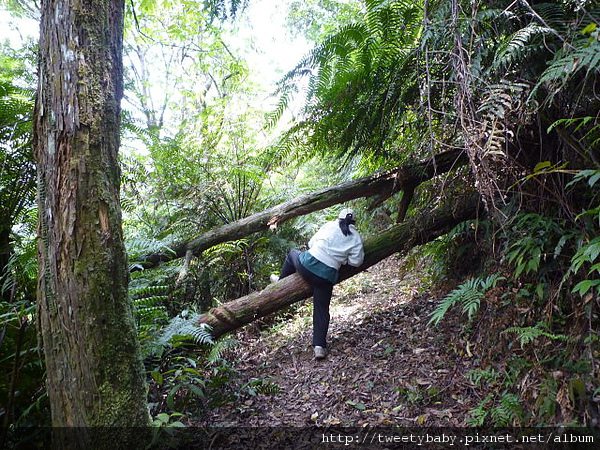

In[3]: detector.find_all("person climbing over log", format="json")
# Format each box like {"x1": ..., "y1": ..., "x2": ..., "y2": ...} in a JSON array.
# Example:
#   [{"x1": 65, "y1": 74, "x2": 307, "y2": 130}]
[{"x1": 270, "y1": 208, "x2": 365, "y2": 360}]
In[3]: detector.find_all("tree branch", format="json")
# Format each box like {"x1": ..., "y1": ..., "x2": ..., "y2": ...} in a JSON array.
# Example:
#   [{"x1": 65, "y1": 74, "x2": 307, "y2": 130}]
[
  {"x1": 134, "y1": 148, "x2": 467, "y2": 270},
  {"x1": 196, "y1": 191, "x2": 481, "y2": 338}
]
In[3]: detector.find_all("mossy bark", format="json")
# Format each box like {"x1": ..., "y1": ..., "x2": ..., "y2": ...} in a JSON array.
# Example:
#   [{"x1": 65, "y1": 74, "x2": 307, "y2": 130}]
[
  {"x1": 34, "y1": 0, "x2": 150, "y2": 438},
  {"x1": 197, "y1": 193, "x2": 481, "y2": 338}
]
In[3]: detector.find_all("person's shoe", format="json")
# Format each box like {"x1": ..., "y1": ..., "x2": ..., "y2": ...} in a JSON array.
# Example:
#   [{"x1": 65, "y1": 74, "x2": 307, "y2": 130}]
[
  {"x1": 314, "y1": 346, "x2": 327, "y2": 359},
  {"x1": 270, "y1": 274, "x2": 280, "y2": 283}
]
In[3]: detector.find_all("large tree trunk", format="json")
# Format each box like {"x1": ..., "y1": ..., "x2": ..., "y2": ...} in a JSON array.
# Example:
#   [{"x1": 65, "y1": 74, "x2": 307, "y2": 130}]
[
  {"x1": 137, "y1": 148, "x2": 467, "y2": 269},
  {"x1": 34, "y1": 0, "x2": 150, "y2": 436},
  {"x1": 197, "y1": 193, "x2": 481, "y2": 338}
]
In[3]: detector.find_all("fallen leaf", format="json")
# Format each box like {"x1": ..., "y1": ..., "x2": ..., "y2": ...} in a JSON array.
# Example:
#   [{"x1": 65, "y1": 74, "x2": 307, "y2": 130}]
[{"x1": 416, "y1": 414, "x2": 429, "y2": 425}]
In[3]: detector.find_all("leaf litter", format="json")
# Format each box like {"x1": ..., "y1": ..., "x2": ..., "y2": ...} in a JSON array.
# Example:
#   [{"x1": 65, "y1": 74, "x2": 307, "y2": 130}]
[{"x1": 194, "y1": 256, "x2": 478, "y2": 427}]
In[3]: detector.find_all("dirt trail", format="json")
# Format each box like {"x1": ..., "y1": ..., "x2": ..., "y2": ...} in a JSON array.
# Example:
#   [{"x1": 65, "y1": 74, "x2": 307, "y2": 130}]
[{"x1": 196, "y1": 257, "x2": 478, "y2": 427}]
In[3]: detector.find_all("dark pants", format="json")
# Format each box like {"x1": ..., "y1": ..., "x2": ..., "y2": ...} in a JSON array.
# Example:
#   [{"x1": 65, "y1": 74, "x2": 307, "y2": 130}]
[{"x1": 279, "y1": 249, "x2": 334, "y2": 348}]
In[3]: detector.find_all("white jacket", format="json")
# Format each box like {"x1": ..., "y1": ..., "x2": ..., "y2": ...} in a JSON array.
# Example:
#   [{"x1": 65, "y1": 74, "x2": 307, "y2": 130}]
[{"x1": 307, "y1": 220, "x2": 364, "y2": 270}]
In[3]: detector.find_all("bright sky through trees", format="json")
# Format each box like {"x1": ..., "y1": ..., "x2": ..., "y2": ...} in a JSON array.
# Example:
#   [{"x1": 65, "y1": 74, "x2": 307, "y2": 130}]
[
  {"x1": 0, "y1": 10, "x2": 37, "y2": 45},
  {"x1": 238, "y1": 0, "x2": 310, "y2": 88},
  {"x1": 0, "y1": 0, "x2": 310, "y2": 102}
]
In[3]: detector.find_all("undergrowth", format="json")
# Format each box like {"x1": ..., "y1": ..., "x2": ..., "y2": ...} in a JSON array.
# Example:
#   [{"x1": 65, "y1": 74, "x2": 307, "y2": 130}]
[
  {"x1": 133, "y1": 287, "x2": 282, "y2": 425},
  {"x1": 425, "y1": 172, "x2": 599, "y2": 427}
]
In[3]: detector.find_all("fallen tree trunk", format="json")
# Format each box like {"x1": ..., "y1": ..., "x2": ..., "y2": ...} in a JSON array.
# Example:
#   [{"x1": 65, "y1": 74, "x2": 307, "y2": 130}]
[
  {"x1": 136, "y1": 148, "x2": 467, "y2": 270},
  {"x1": 197, "y1": 192, "x2": 481, "y2": 339}
]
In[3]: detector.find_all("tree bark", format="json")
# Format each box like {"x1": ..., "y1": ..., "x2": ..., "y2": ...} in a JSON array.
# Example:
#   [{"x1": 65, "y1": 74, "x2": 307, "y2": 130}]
[
  {"x1": 197, "y1": 192, "x2": 481, "y2": 338},
  {"x1": 137, "y1": 148, "x2": 467, "y2": 269},
  {"x1": 34, "y1": 0, "x2": 150, "y2": 436}
]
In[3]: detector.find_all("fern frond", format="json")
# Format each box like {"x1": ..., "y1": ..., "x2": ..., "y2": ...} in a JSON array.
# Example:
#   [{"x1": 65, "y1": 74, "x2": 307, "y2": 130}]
[
  {"x1": 157, "y1": 313, "x2": 214, "y2": 346},
  {"x1": 491, "y1": 393, "x2": 523, "y2": 426},
  {"x1": 270, "y1": 0, "x2": 422, "y2": 160},
  {"x1": 476, "y1": 80, "x2": 530, "y2": 158},
  {"x1": 206, "y1": 337, "x2": 238, "y2": 364},
  {"x1": 479, "y1": 273, "x2": 504, "y2": 291},
  {"x1": 461, "y1": 284, "x2": 484, "y2": 321},
  {"x1": 532, "y1": 34, "x2": 600, "y2": 104},
  {"x1": 494, "y1": 25, "x2": 554, "y2": 73},
  {"x1": 429, "y1": 273, "x2": 504, "y2": 326},
  {"x1": 131, "y1": 284, "x2": 170, "y2": 298},
  {"x1": 466, "y1": 393, "x2": 494, "y2": 426},
  {"x1": 502, "y1": 324, "x2": 569, "y2": 348},
  {"x1": 243, "y1": 377, "x2": 282, "y2": 396},
  {"x1": 467, "y1": 367, "x2": 499, "y2": 387},
  {"x1": 428, "y1": 290, "x2": 460, "y2": 326}
]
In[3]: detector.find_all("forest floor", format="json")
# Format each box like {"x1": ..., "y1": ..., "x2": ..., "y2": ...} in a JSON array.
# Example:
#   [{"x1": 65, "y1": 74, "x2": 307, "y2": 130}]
[{"x1": 194, "y1": 256, "x2": 482, "y2": 428}]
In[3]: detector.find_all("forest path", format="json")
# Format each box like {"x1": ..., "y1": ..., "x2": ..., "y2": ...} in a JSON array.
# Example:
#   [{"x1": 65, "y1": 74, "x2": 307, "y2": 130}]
[{"x1": 196, "y1": 257, "x2": 478, "y2": 427}]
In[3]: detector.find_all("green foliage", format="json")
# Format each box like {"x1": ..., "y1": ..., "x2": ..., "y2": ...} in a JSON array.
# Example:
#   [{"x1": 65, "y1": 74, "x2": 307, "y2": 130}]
[
  {"x1": 0, "y1": 300, "x2": 49, "y2": 427},
  {"x1": 241, "y1": 376, "x2": 282, "y2": 397},
  {"x1": 131, "y1": 283, "x2": 170, "y2": 356},
  {"x1": 0, "y1": 79, "x2": 35, "y2": 231},
  {"x1": 468, "y1": 392, "x2": 525, "y2": 427},
  {"x1": 417, "y1": 218, "x2": 491, "y2": 283},
  {"x1": 273, "y1": 0, "x2": 424, "y2": 161},
  {"x1": 467, "y1": 367, "x2": 499, "y2": 387},
  {"x1": 532, "y1": 22, "x2": 600, "y2": 105},
  {"x1": 121, "y1": 76, "x2": 281, "y2": 302},
  {"x1": 0, "y1": 231, "x2": 36, "y2": 303},
  {"x1": 157, "y1": 312, "x2": 214, "y2": 348},
  {"x1": 0, "y1": 43, "x2": 41, "y2": 432},
  {"x1": 476, "y1": 80, "x2": 531, "y2": 158},
  {"x1": 549, "y1": 118, "x2": 600, "y2": 152},
  {"x1": 145, "y1": 313, "x2": 280, "y2": 421},
  {"x1": 536, "y1": 377, "x2": 560, "y2": 424},
  {"x1": 570, "y1": 236, "x2": 600, "y2": 295},
  {"x1": 493, "y1": 24, "x2": 554, "y2": 74},
  {"x1": 286, "y1": 0, "x2": 362, "y2": 42},
  {"x1": 202, "y1": 0, "x2": 248, "y2": 20},
  {"x1": 466, "y1": 365, "x2": 527, "y2": 426},
  {"x1": 144, "y1": 313, "x2": 225, "y2": 417},
  {"x1": 563, "y1": 169, "x2": 600, "y2": 296},
  {"x1": 490, "y1": 393, "x2": 524, "y2": 427},
  {"x1": 429, "y1": 273, "x2": 504, "y2": 326},
  {"x1": 500, "y1": 166, "x2": 600, "y2": 298},
  {"x1": 149, "y1": 352, "x2": 209, "y2": 414},
  {"x1": 204, "y1": 336, "x2": 237, "y2": 365},
  {"x1": 505, "y1": 213, "x2": 577, "y2": 279},
  {"x1": 466, "y1": 393, "x2": 494, "y2": 426},
  {"x1": 502, "y1": 323, "x2": 569, "y2": 348},
  {"x1": 151, "y1": 412, "x2": 186, "y2": 428},
  {"x1": 123, "y1": 0, "x2": 249, "y2": 135}
]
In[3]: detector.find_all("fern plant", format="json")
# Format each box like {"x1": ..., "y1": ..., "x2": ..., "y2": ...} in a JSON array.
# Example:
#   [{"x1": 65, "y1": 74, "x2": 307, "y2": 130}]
[
  {"x1": 271, "y1": 0, "x2": 424, "y2": 161},
  {"x1": 502, "y1": 323, "x2": 569, "y2": 348},
  {"x1": 429, "y1": 273, "x2": 504, "y2": 326},
  {"x1": 156, "y1": 312, "x2": 214, "y2": 347},
  {"x1": 466, "y1": 393, "x2": 493, "y2": 426},
  {"x1": 532, "y1": 23, "x2": 600, "y2": 106},
  {"x1": 465, "y1": 365, "x2": 527, "y2": 426},
  {"x1": 206, "y1": 336, "x2": 239, "y2": 365},
  {"x1": 490, "y1": 392, "x2": 525, "y2": 426},
  {"x1": 467, "y1": 367, "x2": 499, "y2": 387},
  {"x1": 476, "y1": 80, "x2": 531, "y2": 158},
  {"x1": 241, "y1": 377, "x2": 282, "y2": 397}
]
